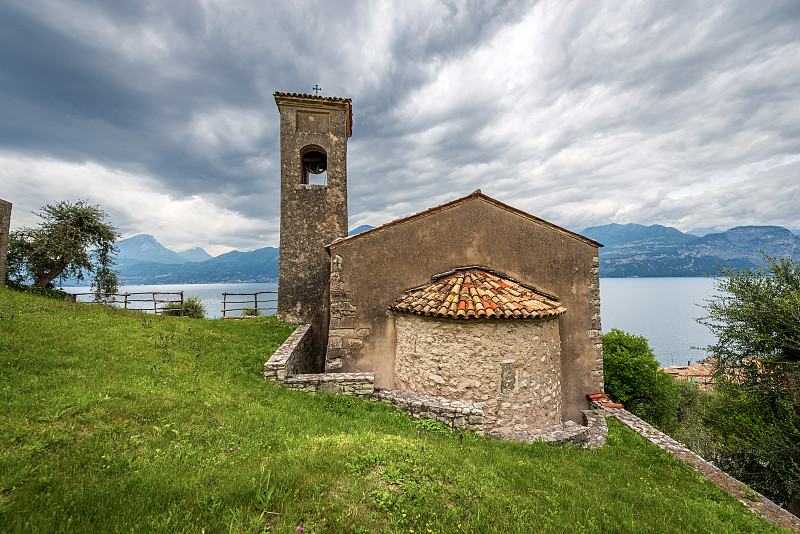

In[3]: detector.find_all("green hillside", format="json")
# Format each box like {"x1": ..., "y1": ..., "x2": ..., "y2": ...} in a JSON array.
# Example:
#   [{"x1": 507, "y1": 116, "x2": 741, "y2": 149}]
[{"x1": 0, "y1": 288, "x2": 785, "y2": 533}]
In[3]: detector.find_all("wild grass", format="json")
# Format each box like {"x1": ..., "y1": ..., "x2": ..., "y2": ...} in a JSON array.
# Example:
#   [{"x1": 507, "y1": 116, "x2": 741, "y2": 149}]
[{"x1": 0, "y1": 287, "x2": 787, "y2": 533}]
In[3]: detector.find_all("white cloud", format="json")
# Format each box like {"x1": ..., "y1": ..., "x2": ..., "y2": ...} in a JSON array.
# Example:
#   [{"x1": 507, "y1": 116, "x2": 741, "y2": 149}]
[{"x1": 0, "y1": 153, "x2": 273, "y2": 252}]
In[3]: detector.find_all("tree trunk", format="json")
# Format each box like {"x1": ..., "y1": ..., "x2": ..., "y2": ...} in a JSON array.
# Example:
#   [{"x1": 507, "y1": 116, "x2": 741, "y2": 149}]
[{"x1": 33, "y1": 261, "x2": 66, "y2": 287}]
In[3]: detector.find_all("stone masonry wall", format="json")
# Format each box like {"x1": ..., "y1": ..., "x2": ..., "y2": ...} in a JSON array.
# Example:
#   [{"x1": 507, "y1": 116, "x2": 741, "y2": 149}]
[
  {"x1": 371, "y1": 388, "x2": 484, "y2": 434},
  {"x1": 394, "y1": 313, "x2": 562, "y2": 434},
  {"x1": 326, "y1": 253, "x2": 370, "y2": 371},
  {"x1": 285, "y1": 372, "x2": 374, "y2": 397},
  {"x1": 275, "y1": 95, "x2": 350, "y2": 370},
  {"x1": 588, "y1": 255, "x2": 603, "y2": 392},
  {"x1": 264, "y1": 324, "x2": 312, "y2": 382},
  {"x1": 0, "y1": 199, "x2": 11, "y2": 286}
]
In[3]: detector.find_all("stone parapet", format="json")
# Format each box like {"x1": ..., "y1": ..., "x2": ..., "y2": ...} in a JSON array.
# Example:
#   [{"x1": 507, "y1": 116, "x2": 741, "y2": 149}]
[
  {"x1": 582, "y1": 393, "x2": 800, "y2": 531},
  {"x1": 488, "y1": 420, "x2": 590, "y2": 446},
  {"x1": 264, "y1": 323, "x2": 374, "y2": 396},
  {"x1": 264, "y1": 324, "x2": 312, "y2": 382},
  {"x1": 370, "y1": 388, "x2": 484, "y2": 434},
  {"x1": 604, "y1": 406, "x2": 800, "y2": 531},
  {"x1": 285, "y1": 372, "x2": 375, "y2": 396},
  {"x1": 581, "y1": 409, "x2": 608, "y2": 448}
]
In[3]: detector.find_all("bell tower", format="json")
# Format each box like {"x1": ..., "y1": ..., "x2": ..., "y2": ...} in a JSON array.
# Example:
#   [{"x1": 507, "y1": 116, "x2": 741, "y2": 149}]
[{"x1": 274, "y1": 91, "x2": 351, "y2": 369}]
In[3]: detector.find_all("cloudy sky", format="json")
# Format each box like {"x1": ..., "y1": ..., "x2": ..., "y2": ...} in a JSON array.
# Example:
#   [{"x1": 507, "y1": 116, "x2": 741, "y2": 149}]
[{"x1": 1, "y1": 0, "x2": 799, "y2": 255}]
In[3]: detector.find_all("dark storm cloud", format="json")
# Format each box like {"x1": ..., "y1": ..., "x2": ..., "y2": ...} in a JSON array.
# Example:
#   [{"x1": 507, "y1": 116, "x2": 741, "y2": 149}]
[{"x1": 1, "y1": 0, "x2": 798, "y2": 252}]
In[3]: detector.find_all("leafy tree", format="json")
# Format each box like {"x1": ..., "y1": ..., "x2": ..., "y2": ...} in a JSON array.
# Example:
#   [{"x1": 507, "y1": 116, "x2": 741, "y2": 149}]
[
  {"x1": 7, "y1": 201, "x2": 120, "y2": 298},
  {"x1": 700, "y1": 254, "x2": 800, "y2": 514},
  {"x1": 603, "y1": 328, "x2": 678, "y2": 431}
]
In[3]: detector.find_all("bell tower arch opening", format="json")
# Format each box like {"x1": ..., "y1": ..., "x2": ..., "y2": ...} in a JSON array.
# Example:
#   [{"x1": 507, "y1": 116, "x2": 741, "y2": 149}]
[
  {"x1": 300, "y1": 145, "x2": 327, "y2": 186},
  {"x1": 274, "y1": 91, "x2": 352, "y2": 370}
]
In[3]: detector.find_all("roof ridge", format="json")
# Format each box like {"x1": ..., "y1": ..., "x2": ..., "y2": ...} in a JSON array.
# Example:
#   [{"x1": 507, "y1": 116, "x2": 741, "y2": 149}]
[{"x1": 327, "y1": 191, "x2": 601, "y2": 249}]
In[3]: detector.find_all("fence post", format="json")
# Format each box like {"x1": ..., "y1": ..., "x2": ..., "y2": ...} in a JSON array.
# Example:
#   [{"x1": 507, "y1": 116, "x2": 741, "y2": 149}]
[
  {"x1": 153, "y1": 293, "x2": 157, "y2": 314},
  {"x1": 254, "y1": 293, "x2": 258, "y2": 315},
  {"x1": 180, "y1": 291, "x2": 184, "y2": 317},
  {"x1": 223, "y1": 293, "x2": 227, "y2": 318},
  {"x1": 124, "y1": 293, "x2": 129, "y2": 310}
]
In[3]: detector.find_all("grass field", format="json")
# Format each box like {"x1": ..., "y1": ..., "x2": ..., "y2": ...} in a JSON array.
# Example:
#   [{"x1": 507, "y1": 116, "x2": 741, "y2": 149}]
[{"x1": 0, "y1": 287, "x2": 787, "y2": 533}]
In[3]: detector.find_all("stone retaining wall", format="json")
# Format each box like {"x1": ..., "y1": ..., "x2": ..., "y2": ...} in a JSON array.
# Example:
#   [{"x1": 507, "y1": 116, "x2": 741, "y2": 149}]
[
  {"x1": 285, "y1": 372, "x2": 374, "y2": 396},
  {"x1": 265, "y1": 324, "x2": 375, "y2": 395},
  {"x1": 371, "y1": 388, "x2": 484, "y2": 434},
  {"x1": 264, "y1": 324, "x2": 312, "y2": 382},
  {"x1": 590, "y1": 399, "x2": 800, "y2": 532}
]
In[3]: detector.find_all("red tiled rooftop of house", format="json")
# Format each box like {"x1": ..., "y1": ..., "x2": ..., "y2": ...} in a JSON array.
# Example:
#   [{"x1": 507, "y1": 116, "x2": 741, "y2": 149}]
[{"x1": 388, "y1": 268, "x2": 566, "y2": 320}]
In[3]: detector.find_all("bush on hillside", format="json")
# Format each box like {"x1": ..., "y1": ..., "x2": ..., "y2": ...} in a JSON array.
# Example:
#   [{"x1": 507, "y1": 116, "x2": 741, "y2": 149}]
[
  {"x1": 6, "y1": 279, "x2": 70, "y2": 301},
  {"x1": 161, "y1": 295, "x2": 205, "y2": 319},
  {"x1": 241, "y1": 307, "x2": 261, "y2": 316},
  {"x1": 603, "y1": 328, "x2": 678, "y2": 432}
]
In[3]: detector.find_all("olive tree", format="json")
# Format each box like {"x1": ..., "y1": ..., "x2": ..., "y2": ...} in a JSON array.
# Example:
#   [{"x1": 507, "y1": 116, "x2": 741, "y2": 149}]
[
  {"x1": 7, "y1": 200, "x2": 120, "y2": 298},
  {"x1": 700, "y1": 254, "x2": 800, "y2": 514}
]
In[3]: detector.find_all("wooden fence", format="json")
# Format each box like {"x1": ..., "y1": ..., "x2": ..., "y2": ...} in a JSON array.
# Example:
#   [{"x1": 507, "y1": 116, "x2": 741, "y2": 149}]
[
  {"x1": 70, "y1": 291, "x2": 184, "y2": 316},
  {"x1": 221, "y1": 291, "x2": 277, "y2": 317}
]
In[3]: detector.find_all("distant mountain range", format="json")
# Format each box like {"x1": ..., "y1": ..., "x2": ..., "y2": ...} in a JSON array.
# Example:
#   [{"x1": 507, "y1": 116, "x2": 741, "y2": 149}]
[
  {"x1": 59, "y1": 234, "x2": 278, "y2": 285},
  {"x1": 581, "y1": 224, "x2": 800, "y2": 277},
  {"x1": 59, "y1": 223, "x2": 800, "y2": 286}
]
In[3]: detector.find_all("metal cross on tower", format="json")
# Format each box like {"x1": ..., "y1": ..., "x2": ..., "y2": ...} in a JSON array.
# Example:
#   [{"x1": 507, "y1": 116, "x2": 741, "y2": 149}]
[{"x1": 312, "y1": 84, "x2": 321, "y2": 96}]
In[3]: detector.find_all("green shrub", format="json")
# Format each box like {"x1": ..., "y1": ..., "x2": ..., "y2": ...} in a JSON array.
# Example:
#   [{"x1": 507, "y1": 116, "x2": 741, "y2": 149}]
[
  {"x1": 6, "y1": 279, "x2": 70, "y2": 300},
  {"x1": 241, "y1": 307, "x2": 261, "y2": 316},
  {"x1": 161, "y1": 295, "x2": 205, "y2": 319},
  {"x1": 603, "y1": 328, "x2": 678, "y2": 432}
]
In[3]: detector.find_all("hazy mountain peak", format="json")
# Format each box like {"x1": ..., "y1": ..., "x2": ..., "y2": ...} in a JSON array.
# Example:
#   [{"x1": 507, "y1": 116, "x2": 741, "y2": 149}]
[
  {"x1": 178, "y1": 247, "x2": 213, "y2": 263},
  {"x1": 687, "y1": 226, "x2": 724, "y2": 237},
  {"x1": 116, "y1": 234, "x2": 188, "y2": 265},
  {"x1": 348, "y1": 224, "x2": 374, "y2": 236}
]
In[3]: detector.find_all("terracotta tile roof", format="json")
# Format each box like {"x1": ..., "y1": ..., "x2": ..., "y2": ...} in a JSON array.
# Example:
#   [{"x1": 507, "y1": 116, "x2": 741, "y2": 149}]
[
  {"x1": 389, "y1": 268, "x2": 566, "y2": 320},
  {"x1": 586, "y1": 392, "x2": 623, "y2": 409},
  {"x1": 273, "y1": 91, "x2": 352, "y2": 104},
  {"x1": 273, "y1": 91, "x2": 353, "y2": 138},
  {"x1": 327, "y1": 190, "x2": 602, "y2": 250},
  {"x1": 661, "y1": 364, "x2": 715, "y2": 390}
]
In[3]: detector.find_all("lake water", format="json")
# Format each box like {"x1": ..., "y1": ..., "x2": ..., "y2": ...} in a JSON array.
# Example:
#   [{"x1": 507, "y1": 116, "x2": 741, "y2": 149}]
[
  {"x1": 61, "y1": 282, "x2": 279, "y2": 320},
  {"x1": 63, "y1": 277, "x2": 719, "y2": 369},
  {"x1": 600, "y1": 277, "x2": 718, "y2": 368}
]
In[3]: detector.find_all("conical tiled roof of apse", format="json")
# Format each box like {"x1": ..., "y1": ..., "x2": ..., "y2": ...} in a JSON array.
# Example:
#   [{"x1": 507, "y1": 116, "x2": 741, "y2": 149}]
[{"x1": 388, "y1": 269, "x2": 566, "y2": 319}]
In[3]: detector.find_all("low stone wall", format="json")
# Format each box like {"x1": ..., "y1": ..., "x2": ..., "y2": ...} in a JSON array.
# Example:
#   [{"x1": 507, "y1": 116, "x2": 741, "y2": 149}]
[
  {"x1": 581, "y1": 408, "x2": 609, "y2": 449},
  {"x1": 589, "y1": 399, "x2": 800, "y2": 532},
  {"x1": 264, "y1": 323, "x2": 375, "y2": 396},
  {"x1": 371, "y1": 388, "x2": 484, "y2": 434},
  {"x1": 264, "y1": 324, "x2": 312, "y2": 382},
  {"x1": 285, "y1": 372, "x2": 374, "y2": 396}
]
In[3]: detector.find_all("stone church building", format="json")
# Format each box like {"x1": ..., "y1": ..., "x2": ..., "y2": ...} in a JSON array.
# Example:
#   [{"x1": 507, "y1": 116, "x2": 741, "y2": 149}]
[{"x1": 274, "y1": 91, "x2": 603, "y2": 431}]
